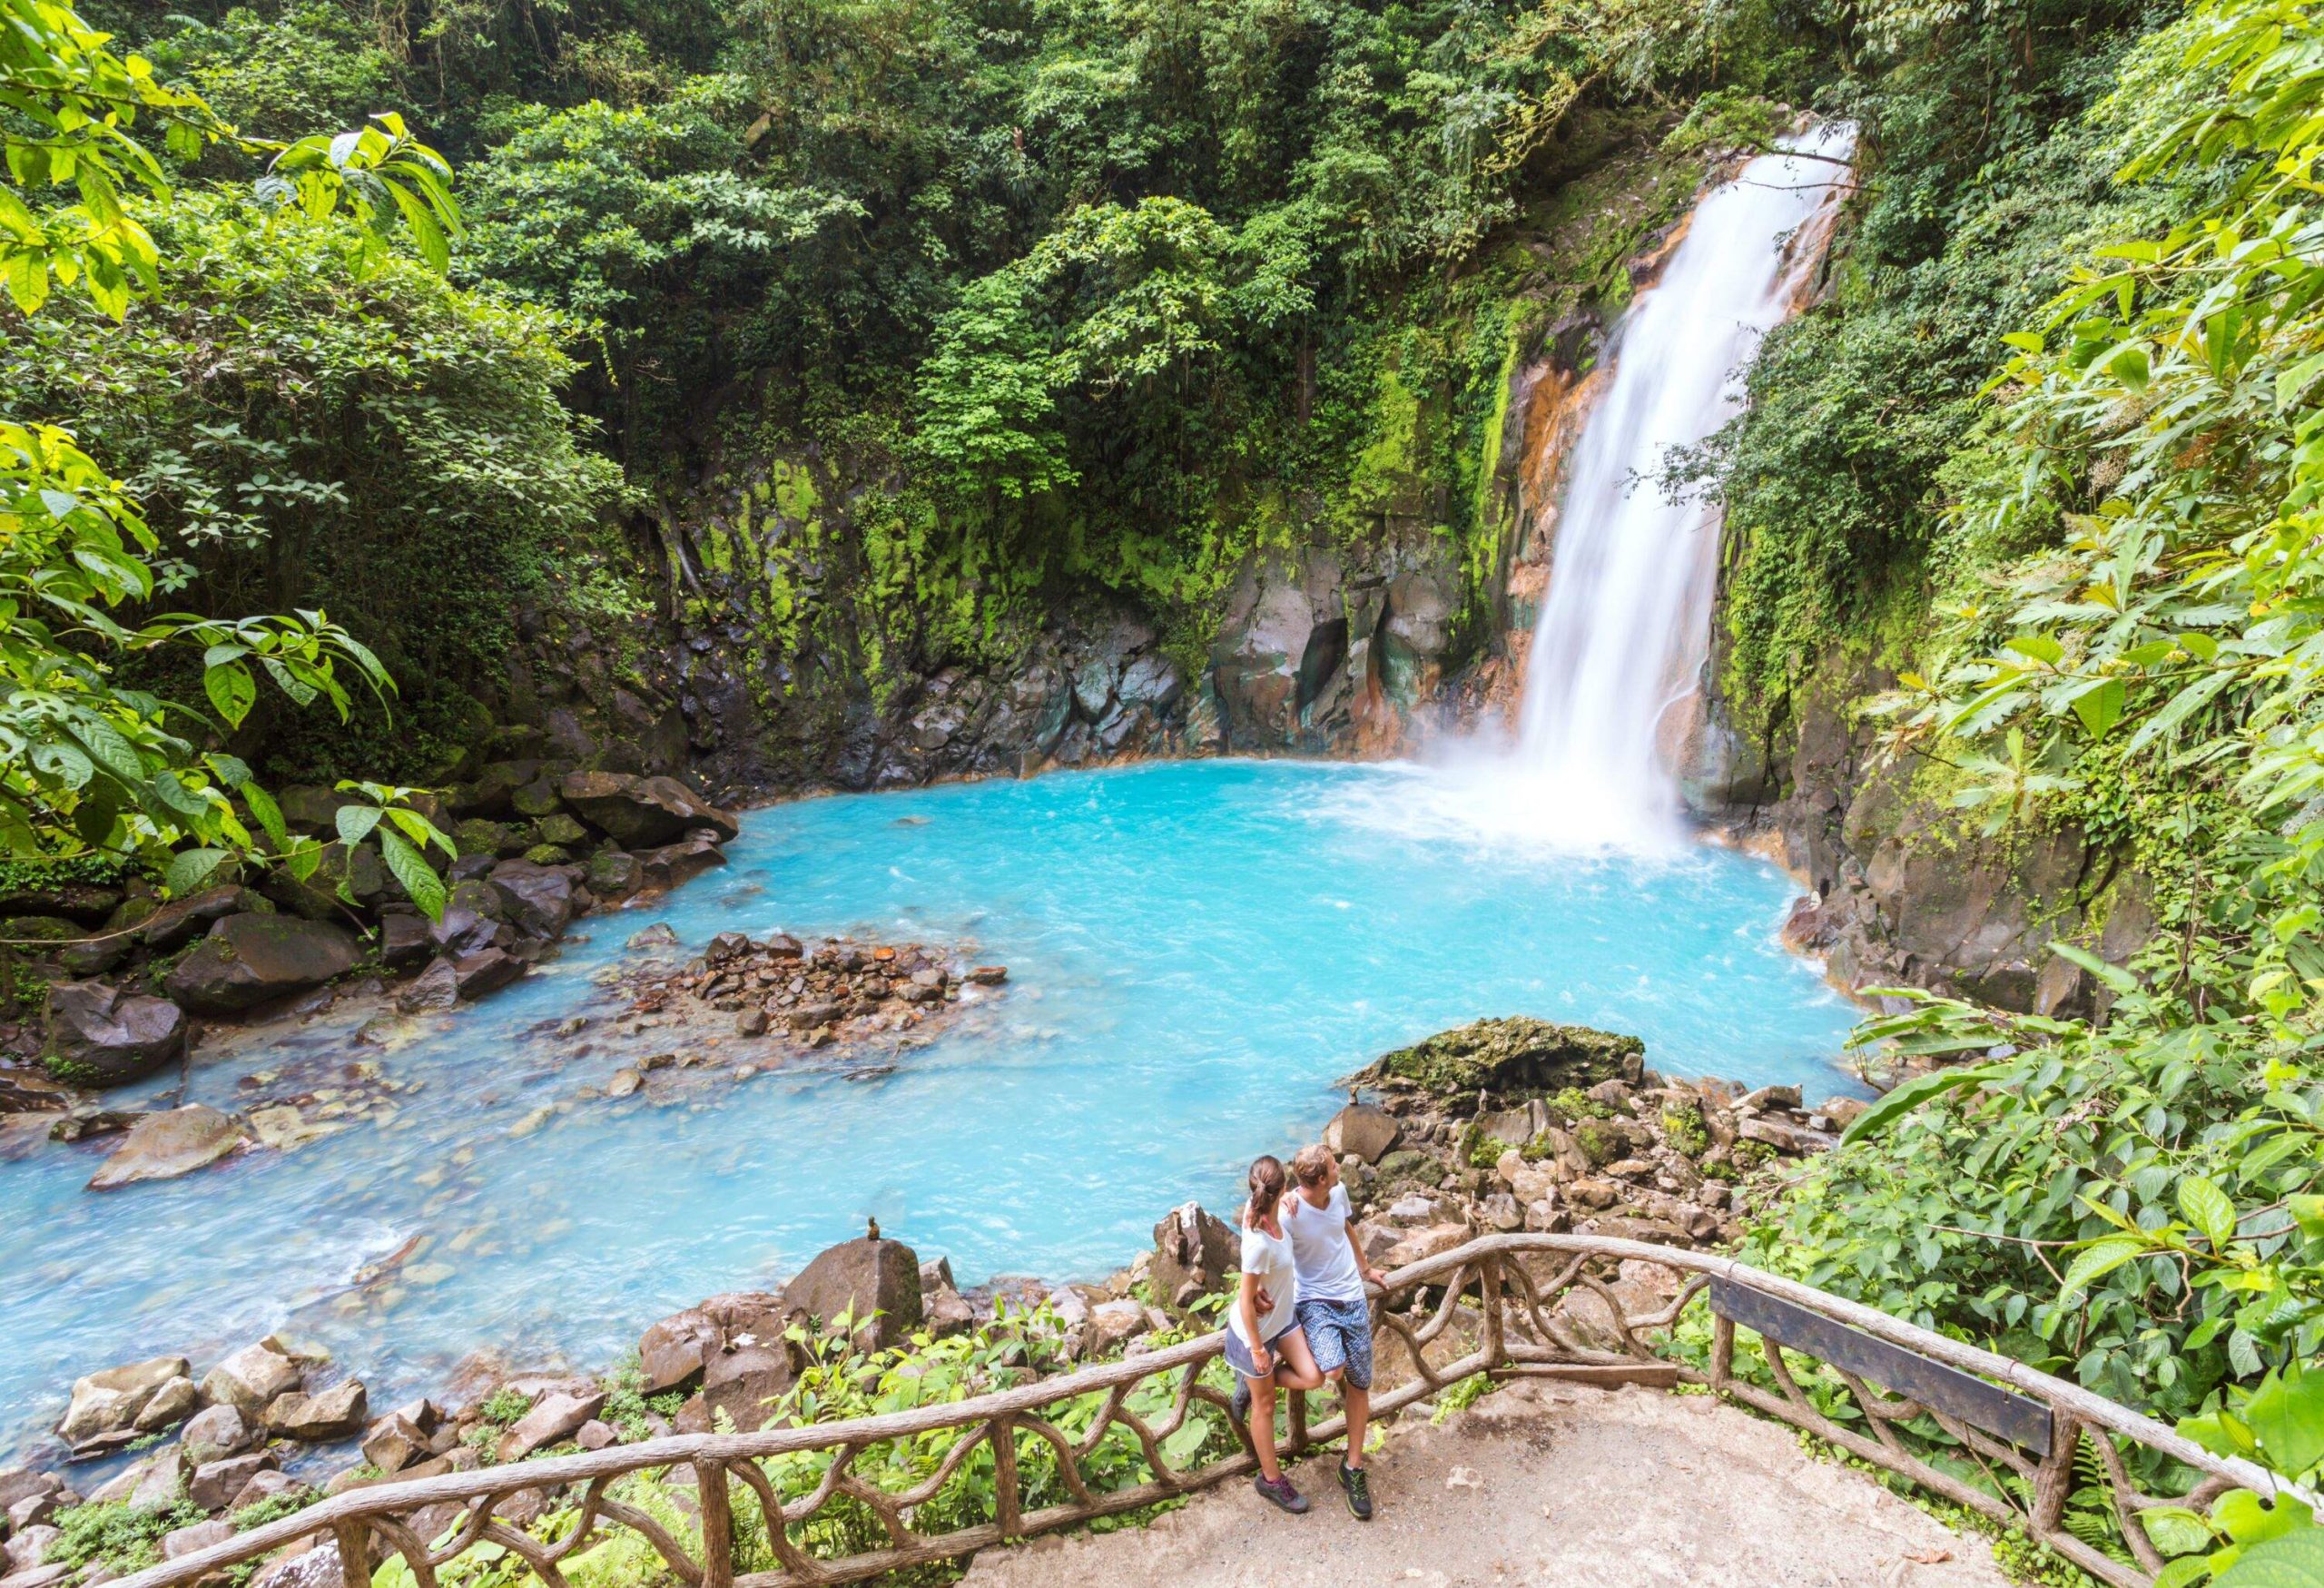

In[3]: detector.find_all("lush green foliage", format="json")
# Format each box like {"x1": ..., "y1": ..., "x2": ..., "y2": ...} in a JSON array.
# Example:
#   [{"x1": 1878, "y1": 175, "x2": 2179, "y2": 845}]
[
  {"x1": 0, "y1": 0, "x2": 494, "y2": 910},
  {"x1": 1725, "y1": 0, "x2": 2324, "y2": 1573},
  {"x1": 7, "y1": 184, "x2": 625, "y2": 782}
]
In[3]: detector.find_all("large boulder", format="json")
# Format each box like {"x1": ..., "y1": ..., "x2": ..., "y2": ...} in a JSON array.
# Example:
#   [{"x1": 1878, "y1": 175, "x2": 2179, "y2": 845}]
[
  {"x1": 0, "y1": 879, "x2": 123, "y2": 924},
  {"x1": 86, "y1": 1106, "x2": 245, "y2": 1189},
  {"x1": 559, "y1": 772, "x2": 739, "y2": 848},
  {"x1": 496, "y1": 1390, "x2": 604, "y2": 1462},
  {"x1": 5, "y1": 1524, "x2": 60, "y2": 1577},
  {"x1": 188, "y1": 1452, "x2": 273, "y2": 1513},
  {"x1": 638, "y1": 1291, "x2": 795, "y2": 1405},
  {"x1": 164, "y1": 915, "x2": 359, "y2": 1015},
  {"x1": 140, "y1": 886, "x2": 271, "y2": 952},
  {"x1": 378, "y1": 910, "x2": 434, "y2": 969},
  {"x1": 634, "y1": 833, "x2": 726, "y2": 892},
  {"x1": 428, "y1": 948, "x2": 522, "y2": 1001},
  {"x1": 264, "y1": 1380, "x2": 366, "y2": 1441},
  {"x1": 636, "y1": 1308, "x2": 718, "y2": 1396},
  {"x1": 783, "y1": 1237, "x2": 921, "y2": 1350},
  {"x1": 584, "y1": 849, "x2": 641, "y2": 901},
  {"x1": 42, "y1": 981, "x2": 188, "y2": 1087},
  {"x1": 699, "y1": 1343, "x2": 795, "y2": 1434},
  {"x1": 129, "y1": 1445, "x2": 188, "y2": 1510},
  {"x1": 359, "y1": 1414, "x2": 431, "y2": 1475},
  {"x1": 180, "y1": 1404, "x2": 258, "y2": 1467},
  {"x1": 0, "y1": 1068, "x2": 74, "y2": 1114},
  {"x1": 0, "y1": 1470, "x2": 65, "y2": 1517},
  {"x1": 1354, "y1": 1017, "x2": 1644, "y2": 1101},
  {"x1": 162, "y1": 1518, "x2": 235, "y2": 1560},
  {"x1": 1323, "y1": 1102, "x2": 1400, "y2": 1165},
  {"x1": 137, "y1": 1374, "x2": 201, "y2": 1431},
  {"x1": 54, "y1": 1355, "x2": 191, "y2": 1452},
  {"x1": 200, "y1": 1339, "x2": 302, "y2": 1416},
  {"x1": 1150, "y1": 1202, "x2": 1237, "y2": 1311},
  {"x1": 487, "y1": 861, "x2": 574, "y2": 940}
]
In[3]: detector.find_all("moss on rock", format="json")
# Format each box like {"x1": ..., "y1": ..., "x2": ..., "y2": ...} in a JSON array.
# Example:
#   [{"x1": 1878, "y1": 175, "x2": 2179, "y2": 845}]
[{"x1": 1355, "y1": 1016, "x2": 1644, "y2": 1100}]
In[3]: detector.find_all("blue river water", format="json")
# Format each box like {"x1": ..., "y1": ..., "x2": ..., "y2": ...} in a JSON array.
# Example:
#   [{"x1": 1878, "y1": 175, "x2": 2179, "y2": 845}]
[{"x1": 0, "y1": 759, "x2": 1859, "y2": 1459}]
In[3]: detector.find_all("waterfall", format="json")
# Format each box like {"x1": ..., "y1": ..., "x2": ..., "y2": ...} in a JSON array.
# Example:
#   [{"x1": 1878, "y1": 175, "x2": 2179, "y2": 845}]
[{"x1": 1509, "y1": 124, "x2": 1855, "y2": 852}]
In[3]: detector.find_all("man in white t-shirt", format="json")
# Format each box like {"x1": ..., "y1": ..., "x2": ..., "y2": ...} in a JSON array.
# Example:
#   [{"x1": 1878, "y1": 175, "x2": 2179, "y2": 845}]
[{"x1": 1285, "y1": 1142, "x2": 1388, "y2": 1520}]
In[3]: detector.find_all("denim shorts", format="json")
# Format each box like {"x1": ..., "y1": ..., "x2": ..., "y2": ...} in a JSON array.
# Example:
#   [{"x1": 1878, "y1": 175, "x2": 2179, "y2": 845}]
[
  {"x1": 1295, "y1": 1296, "x2": 1374, "y2": 1391},
  {"x1": 1223, "y1": 1321, "x2": 1304, "y2": 1382}
]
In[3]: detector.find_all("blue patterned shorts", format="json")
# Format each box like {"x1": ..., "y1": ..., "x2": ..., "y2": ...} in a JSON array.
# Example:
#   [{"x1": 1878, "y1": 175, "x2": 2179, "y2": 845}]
[{"x1": 1295, "y1": 1296, "x2": 1374, "y2": 1390}]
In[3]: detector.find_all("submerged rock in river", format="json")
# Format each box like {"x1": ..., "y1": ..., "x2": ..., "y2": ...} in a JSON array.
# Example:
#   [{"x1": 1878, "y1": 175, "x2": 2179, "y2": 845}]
[{"x1": 86, "y1": 1105, "x2": 246, "y2": 1189}]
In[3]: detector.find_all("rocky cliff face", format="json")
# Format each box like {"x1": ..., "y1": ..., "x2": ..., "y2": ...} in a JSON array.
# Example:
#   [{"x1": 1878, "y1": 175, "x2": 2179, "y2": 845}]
[{"x1": 1694, "y1": 656, "x2": 2152, "y2": 1019}]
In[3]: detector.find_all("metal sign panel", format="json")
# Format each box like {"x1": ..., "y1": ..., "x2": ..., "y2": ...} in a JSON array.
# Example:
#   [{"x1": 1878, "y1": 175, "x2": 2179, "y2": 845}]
[{"x1": 1711, "y1": 1277, "x2": 2052, "y2": 1455}]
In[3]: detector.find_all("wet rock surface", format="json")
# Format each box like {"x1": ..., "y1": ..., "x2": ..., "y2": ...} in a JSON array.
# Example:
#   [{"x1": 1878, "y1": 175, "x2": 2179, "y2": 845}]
[
  {"x1": 164, "y1": 916, "x2": 361, "y2": 1016},
  {"x1": 84, "y1": 1106, "x2": 247, "y2": 1190},
  {"x1": 1701, "y1": 654, "x2": 2153, "y2": 1018}
]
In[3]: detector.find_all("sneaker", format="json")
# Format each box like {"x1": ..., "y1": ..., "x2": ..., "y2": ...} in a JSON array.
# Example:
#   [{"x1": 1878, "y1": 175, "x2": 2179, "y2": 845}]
[
  {"x1": 1255, "y1": 1474, "x2": 1309, "y2": 1514},
  {"x1": 1338, "y1": 1460, "x2": 1374, "y2": 1521},
  {"x1": 1227, "y1": 1377, "x2": 1255, "y2": 1456}
]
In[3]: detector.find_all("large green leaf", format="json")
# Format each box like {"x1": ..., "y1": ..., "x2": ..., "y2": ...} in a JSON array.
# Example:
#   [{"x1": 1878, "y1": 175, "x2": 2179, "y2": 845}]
[
  {"x1": 2049, "y1": 940, "x2": 2140, "y2": 995},
  {"x1": 203, "y1": 659, "x2": 256, "y2": 727},
  {"x1": 376, "y1": 826, "x2": 448, "y2": 922},
  {"x1": 162, "y1": 846, "x2": 234, "y2": 897},
  {"x1": 2246, "y1": 1367, "x2": 2324, "y2": 1483},
  {"x1": 2181, "y1": 1176, "x2": 2240, "y2": 1252},
  {"x1": 2217, "y1": 1527, "x2": 2324, "y2": 1586},
  {"x1": 335, "y1": 804, "x2": 384, "y2": 846},
  {"x1": 2061, "y1": 1235, "x2": 2150, "y2": 1295},
  {"x1": 1838, "y1": 1062, "x2": 2004, "y2": 1148}
]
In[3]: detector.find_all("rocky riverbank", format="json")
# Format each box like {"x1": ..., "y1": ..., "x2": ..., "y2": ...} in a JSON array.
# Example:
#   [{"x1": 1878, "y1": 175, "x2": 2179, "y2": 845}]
[
  {"x1": 0, "y1": 1015, "x2": 1849, "y2": 1588},
  {"x1": 0, "y1": 769, "x2": 746, "y2": 1147},
  {"x1": 1, "y1": 921, "x2": 1007, "y2": 1196}
]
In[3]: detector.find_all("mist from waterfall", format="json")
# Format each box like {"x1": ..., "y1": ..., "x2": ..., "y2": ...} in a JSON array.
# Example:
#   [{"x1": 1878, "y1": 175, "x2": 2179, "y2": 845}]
[
  {"x1": 1511, "y1": 123, "x2": 1856, "y2": 851},
  {"x1": 1325, "y1": 123, "x2": 1855, "y2": 858}
]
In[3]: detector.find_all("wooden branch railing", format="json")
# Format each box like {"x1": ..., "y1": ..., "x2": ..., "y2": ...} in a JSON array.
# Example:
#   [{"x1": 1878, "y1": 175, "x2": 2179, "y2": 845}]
[{"x1": 110, "y1": 1235, "x2": 2316, "y2": 1588}]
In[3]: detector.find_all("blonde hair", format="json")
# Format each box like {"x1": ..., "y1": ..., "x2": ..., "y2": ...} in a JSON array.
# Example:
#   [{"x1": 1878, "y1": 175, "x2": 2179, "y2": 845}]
[
  {"x1": 1246, "y1": 1155, "x2": 1287, "y2": 1223},
  {"x1": 1292, "y1": 1144, "x2": 1335, "y2": 1187}
]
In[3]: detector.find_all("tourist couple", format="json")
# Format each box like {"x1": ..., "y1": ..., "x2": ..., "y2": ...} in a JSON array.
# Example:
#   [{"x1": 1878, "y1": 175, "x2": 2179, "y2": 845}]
[{"x1": 1225, "y1": 1144, "x2": 1386, "y2": 1519}]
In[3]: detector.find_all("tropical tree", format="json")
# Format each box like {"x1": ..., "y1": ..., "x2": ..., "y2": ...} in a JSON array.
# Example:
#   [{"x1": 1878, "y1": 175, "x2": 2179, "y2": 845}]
[{"x1": 1, "y1": 0, "x2": 462, "y2": 910}]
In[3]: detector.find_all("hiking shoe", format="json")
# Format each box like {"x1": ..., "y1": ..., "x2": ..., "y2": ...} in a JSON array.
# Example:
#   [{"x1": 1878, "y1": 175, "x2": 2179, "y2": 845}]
[
  {"x1": 1255, "y1": 1474, "x2": 1308, "y2": 1514},
  {"x1": 1339, "y1": 1460, "x2": 1374, "y2": 1521},
  {"x1": 1227, "y1": 1376, "x2": 1255, "y2": 1456}
]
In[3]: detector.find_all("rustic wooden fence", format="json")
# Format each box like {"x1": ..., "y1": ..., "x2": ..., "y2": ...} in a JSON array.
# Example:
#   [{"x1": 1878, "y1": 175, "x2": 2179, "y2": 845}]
[{"x1": 113, "y1": 1234, "x2": 2314, "y2": 1588}]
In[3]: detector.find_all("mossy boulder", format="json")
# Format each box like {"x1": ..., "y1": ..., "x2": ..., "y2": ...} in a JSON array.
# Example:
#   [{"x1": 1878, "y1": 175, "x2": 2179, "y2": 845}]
[
  {"x1": 1574, "y1": 1119, "x2": 1626, "y2": 1168},
  {"x1": 1374, "y1": 1148, "x2": 1445, "y2": 1190},
  {"x1": 1355, "y1": 1017, "x2": 1644, "y2": 1100}
]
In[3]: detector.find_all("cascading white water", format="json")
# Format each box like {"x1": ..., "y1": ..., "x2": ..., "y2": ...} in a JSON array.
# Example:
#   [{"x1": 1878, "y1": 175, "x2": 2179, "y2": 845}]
[
  {"x1": 1315, "y1": 124, "x2": 1854, "y2": 858},
  {"x1": 1508, "y1": 124, "x2": 1855, "y2": 851}
]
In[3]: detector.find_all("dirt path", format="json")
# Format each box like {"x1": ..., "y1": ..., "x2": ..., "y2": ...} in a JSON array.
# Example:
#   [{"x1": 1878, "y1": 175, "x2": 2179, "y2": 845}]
[{"x1": 959, "y1": 1379, "x2": 2014, "y2": 1588}]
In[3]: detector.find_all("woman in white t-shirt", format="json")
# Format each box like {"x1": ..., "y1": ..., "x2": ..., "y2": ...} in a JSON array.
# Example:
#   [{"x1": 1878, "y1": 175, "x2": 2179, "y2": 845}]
[{"x1": 1224, "y1": 1155, "x2": 1325, "y2": 1514}]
